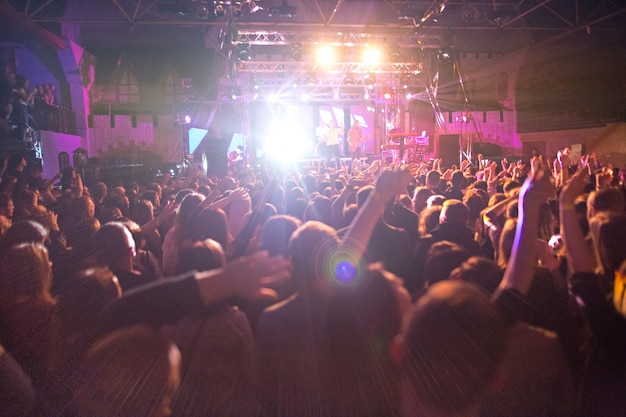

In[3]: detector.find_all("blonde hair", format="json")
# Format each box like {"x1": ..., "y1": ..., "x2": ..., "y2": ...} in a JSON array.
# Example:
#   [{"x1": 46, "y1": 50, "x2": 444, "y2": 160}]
[{"x1": 0, "y1": 243, "x2": 54, "y2": 307}]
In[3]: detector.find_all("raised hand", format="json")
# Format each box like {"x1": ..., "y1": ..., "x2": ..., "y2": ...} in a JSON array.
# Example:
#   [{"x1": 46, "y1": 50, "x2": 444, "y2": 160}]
[
  {"x1": 520, "y1": 157, "x2": 554, "y2": 208},
  {"x1": 563, "y1": 166, "x2": 589, "y2": 197},
  {"x1": 374, "y1": 167, "x2": 412, "y2": 201},
  {"x1": 224, "y1": 251, "x2": 291, "y2": 300}
]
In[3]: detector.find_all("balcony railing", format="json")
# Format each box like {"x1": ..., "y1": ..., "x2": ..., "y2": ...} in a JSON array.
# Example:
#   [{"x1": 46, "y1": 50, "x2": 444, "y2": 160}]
[{"x1": 32, "y1": 103, "x2": 76, "y2": 135}]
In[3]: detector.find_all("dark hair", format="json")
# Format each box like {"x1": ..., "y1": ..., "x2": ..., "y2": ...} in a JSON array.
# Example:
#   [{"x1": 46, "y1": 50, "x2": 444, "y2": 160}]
[
  {"x1": 424, "y1": 241, "x2": 471, "y2": 285},
  {"x1": 260, "y1": 215, "x2": 302, "y2": 257},
  {"x1": 402, "y1": 281, "x2": 507, "y2": 414}
]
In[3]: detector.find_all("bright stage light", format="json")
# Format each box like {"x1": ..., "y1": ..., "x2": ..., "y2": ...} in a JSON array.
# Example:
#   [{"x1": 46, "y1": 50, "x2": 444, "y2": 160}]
[
  {"x1": 361, "y1": 47, "x2": 381, "y2": 64},
  {"x1": 316, "y1": 46, "x2": 335, "y2": 66},
  {"x1": 262, "y1": 121, "x2": 309, "y2": 162}
]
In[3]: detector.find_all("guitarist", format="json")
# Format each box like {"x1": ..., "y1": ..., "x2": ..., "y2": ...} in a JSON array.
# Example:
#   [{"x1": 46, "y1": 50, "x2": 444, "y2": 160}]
[{"x1": 347, "y1": 120, "x2": 366, "y2": 173}]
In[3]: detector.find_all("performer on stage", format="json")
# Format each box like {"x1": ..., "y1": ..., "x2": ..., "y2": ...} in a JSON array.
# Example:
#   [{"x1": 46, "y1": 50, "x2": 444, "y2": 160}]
[
  {"x1": 553, "y1": 147, "x2": 571, "y2": 187},
  {"x1": 347, "y1": 120, "x2": 366, "y2": 173},
  {"x1": 324, "y1": 120, "x2": 344, "y2": 170}
]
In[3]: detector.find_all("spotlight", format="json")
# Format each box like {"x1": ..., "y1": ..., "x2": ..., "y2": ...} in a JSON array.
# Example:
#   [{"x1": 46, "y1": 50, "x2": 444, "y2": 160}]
[
  {"x1": 304, "y1": 73, "x2": 317, "y2": 85},
  {"x1": 389, "y1": 47, "x2": 401, "y2": 63},
  {"x1": 343, "y1": 73, "x2": 356, "y2": 85},
  {"x1": 364, "y1": 72, "x2": 376, "y2": 88},
  {"x1": 238, "y1": 43, "x2": 251, "y2": 61},
  {"x1": 400, "y1": 73, "x2": 411, "y2": 89},
  {"x1": 196, "y1": 3, "x2": 209, "y2": 20},
  {"x1": 291, "y1": 44, "x2": 303, "y2": 61},
  {"x1": 231, "y1": 3, "x2": 243, "y2": 17},
  {"x1": 228, "y1": 87, "x2": 242, "y2": 100},
  {"x1": 251, "y1": 73, "x2": 260, "y2": 90},
  {"x1": 247, "y1": 0, "x2": 262, "y2": 13},
  {"x1": 214, "y1": 4, "x2": 226, "y2": 17},
  {"x1": 268, "y1": 0, "x2": 297, "y2": 17}
]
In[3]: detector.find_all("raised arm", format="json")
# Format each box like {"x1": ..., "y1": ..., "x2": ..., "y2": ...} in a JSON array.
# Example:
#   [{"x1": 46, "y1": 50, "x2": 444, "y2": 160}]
[
  {"x1": 497, "y1": 158, "x2": 554, "y2": 296},
  {"x1": 341, "y1": 168, "x2": 411, "y2": 258},
  {"x1": 559, "y1": 167, "x2": 596, "y2": 273}
]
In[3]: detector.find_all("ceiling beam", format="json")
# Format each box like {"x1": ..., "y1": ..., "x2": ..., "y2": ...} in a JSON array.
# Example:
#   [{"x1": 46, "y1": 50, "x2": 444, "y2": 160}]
[
  {"x1": 0, "y1": 1, "x2": 65, "y2": 49},
  {"x1": 111, "y1": 0, "x2": 133, "y2": 22}
]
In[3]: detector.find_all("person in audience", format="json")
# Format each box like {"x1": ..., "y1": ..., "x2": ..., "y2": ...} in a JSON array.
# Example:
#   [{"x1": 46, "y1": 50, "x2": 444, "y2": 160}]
[
  {"x1": 0, "y1": 243, "x2": 60, "y2": 414},
  {"x1": 256, "y1": 169, "x2": 411, "y2": 417},
  {"x1": 72, "y1": 324, "x2": 181, "y2": 417},
  {"x1": 8, "y1": 146, "x2": 626, "y2": 417},
  {"x1": 91, "y1": 221, "x2": 154, "y2": 291},
  {"x1": 326, "y1": 264, "x2": 410, "y2": 416},
  {"x1": 161, "y1": 192, "x2": 204, "y2": 275},
  {"x1": 166, "y1": 239, "x2": 261, "y2": 417},
  {"x1": 560, "y1": 167, "x2": 626, "y2": 415}
]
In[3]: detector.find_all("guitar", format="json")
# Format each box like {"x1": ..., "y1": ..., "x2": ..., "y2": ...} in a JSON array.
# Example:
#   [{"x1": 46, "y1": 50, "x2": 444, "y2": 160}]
[{"x1": 349, "y1": 135, "x2": 368, "y2": 153}]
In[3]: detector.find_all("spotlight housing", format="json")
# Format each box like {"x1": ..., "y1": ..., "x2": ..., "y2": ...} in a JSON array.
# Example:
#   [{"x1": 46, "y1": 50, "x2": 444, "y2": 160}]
[{"x1": 268, "y1": 1, "x2": 297, "y2": 17}]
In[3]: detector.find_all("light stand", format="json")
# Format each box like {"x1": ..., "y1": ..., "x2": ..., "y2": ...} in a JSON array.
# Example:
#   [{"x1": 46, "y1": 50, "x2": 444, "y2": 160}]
[
  {"x1": 457, "y1": 112, "x2": 472, "y2": 168},
  {"x1": 176, "y1": 114, "x2": 196, "y2": 179}
]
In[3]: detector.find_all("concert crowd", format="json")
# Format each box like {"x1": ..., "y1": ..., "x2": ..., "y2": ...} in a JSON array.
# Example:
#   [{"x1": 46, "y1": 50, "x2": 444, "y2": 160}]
[{"x1": 1, "y1": 147, "x2": 625, "y2": 417}]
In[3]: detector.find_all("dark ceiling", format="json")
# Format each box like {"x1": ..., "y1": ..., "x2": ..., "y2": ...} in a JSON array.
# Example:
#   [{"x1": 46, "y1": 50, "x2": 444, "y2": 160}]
[{"x1": 1, "y1": 0, "x2": 625, "y2": 54}]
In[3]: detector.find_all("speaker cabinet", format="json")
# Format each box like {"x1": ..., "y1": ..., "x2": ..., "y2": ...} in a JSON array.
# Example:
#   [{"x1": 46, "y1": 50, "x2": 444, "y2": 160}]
[{"x1": 438, "y1": 134, "x2": 460, "y2": 169}]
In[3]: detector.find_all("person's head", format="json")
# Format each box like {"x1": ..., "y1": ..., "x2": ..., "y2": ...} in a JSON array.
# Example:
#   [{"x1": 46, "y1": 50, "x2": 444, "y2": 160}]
[
  {"x1": 175, "y1": 239, "x2": 226, "y2": 275},
  {"x1": 14, "y1": 74, "x2": 28, "y2": 89},
  {"x1": 260, "y1": 215, "x2": 302, "y2": 257},
  {"x1": 192, "y1": 208, "x2": 231, "y2": 251},
  {"x1": 439, "y1": 199, "x2": 470, "y2": 226},
  {"x1": 589, "y1": 212, "x2": 626, "y2": 275},
  {"x1": 464, "y1": 191, "x2": 487, "y2": 222},
  {"x1": 91, "y1": 222, "x2": 135, "y2": 270},
  {"x1": 426, "y1": 194, "x2": 446, "y2": 208},
  {"x1": 0, "y1": 243, "x2": 54, "y2": 307},
  {"x1": 141, "y1": 190, "x2": 160, "y2": 209},
  {"x1": 503, "y1": 180, "x2": 521, "y2": 197},
  {"x1": 91, "y1": 182, "x2": 108, "y2": 202},
  {"x1": 146, "y1": 182, "x2": 163, "y2": 199},
  {"x1": 449, "y1": 256, "x2": 503, "y2": 294},
  {"x1": 3, "y1": 219, "x2": 48, "y2": 248},
  {"x1": 412, "y1": 187, "x2": 433, "y2": 215},
  {"x1": 303, "y1": 195, "x2": 333, "y2": 226},
  {"x1": 0, "y1": 193, "x2": 14, "y2": 218},
  {"x1": 426, "y1": 170, "x2": 441, "y2": 190},
  {"x1": 285, "y1": 197, "x2": 307, "y2": 221},
  {"x1": 66, "y1": 218, "x2": 100, "y2": 250},
  {"x1": 73, "y1": 325, "x2": 181, "y2": 417},
  {"x1": 397, "y1": 281, "x2": 507, "y2": 416},
  {"x1": 103, "y1": 194, "x2": 130, "y2": 216},
  {"x1": 57, "y1": 267, "x2": 121, "y2": 338},
  {"x1": 290, "y1": 220, "x2": 340, "y2": 290},
  {"x1": 356, "y1": 185, "x2": 375, "y2": 208},
  {"x1": 450, "y1": 170, "x2": 466, "y2": 188},
  {"x1": 418, "y1": 205, "x2": 442, "y2": 236},
  {"x1": 175, "y1": 192, "x2": 204, "y2": 235},
  {"x1": 72, "y1": 195, "x2": 96, "y2": 222},
  {"x1": 130, "y1": 200, "x2": 154, "y2": 226},
  {"x1": 8, "y1": 154, "x2": 27, "y2": 171},
  {"x1": 424, "y1": 241, "x2": 471, "y2": 286},
  {"x1": 587, "y1": 187, "x2": 625, "y2": 220}
]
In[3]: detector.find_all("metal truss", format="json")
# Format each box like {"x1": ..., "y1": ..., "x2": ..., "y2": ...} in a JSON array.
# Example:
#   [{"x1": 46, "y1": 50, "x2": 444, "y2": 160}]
[
  {"x1": 235, "y1": 30, "x2": 442, "y2": 49},
  {"x1": 236, "y1": 61, "x2": 424, "y2": 75}
]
